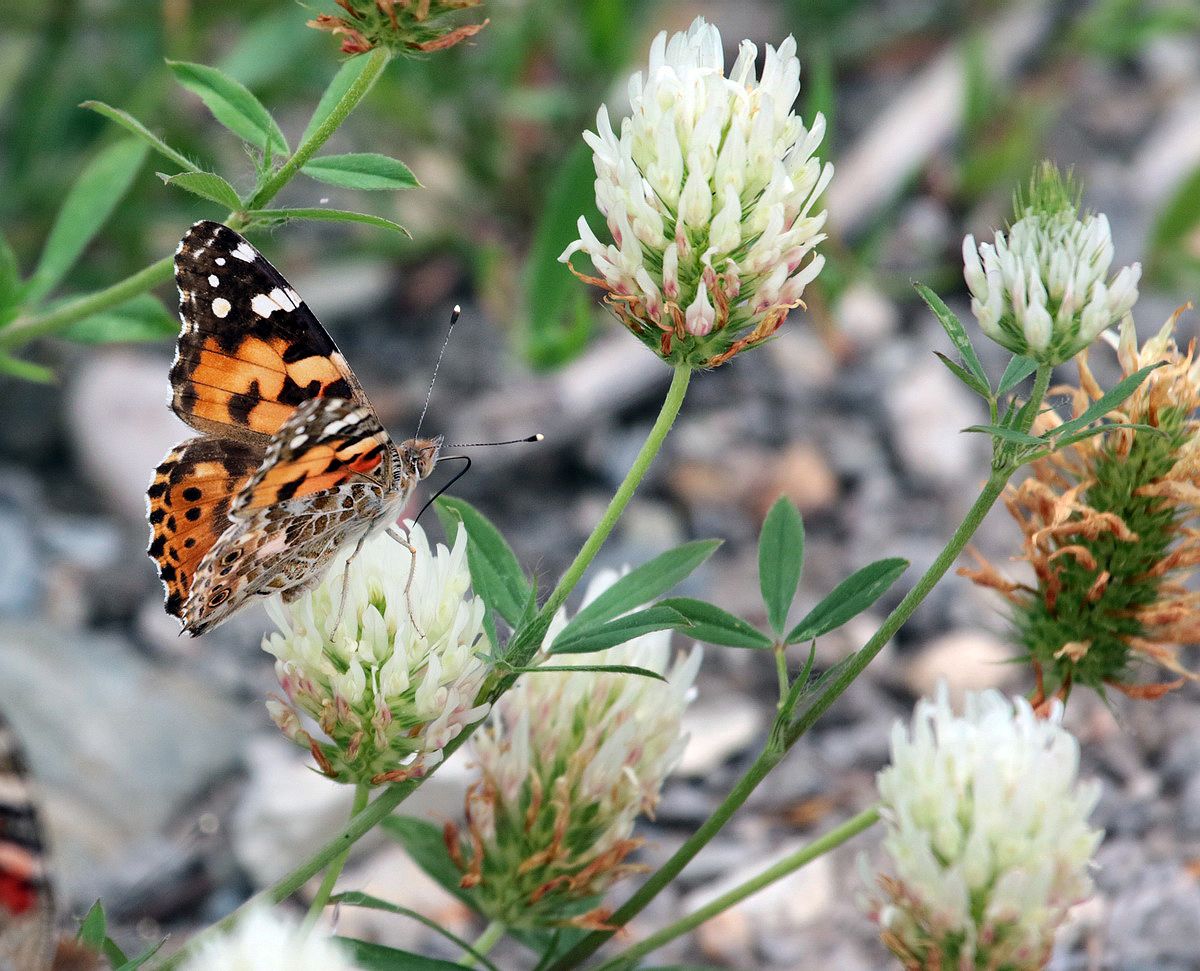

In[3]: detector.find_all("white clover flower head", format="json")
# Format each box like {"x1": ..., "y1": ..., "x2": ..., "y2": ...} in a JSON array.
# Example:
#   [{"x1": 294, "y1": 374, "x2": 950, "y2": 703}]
[
  {"x1": 263, "y1": 522, "x2": 490, "y2": 786},
  {"x1": 861, "y1": 685, "x2": 1102, "y2": 970},
  {"x1": 559, "y1": 16, "x2": 831, "y2": 368},
  {"x1": 453, "y1": 569, "x2": 702, "y2": 928},
  {"x1": 180, "y1": 907, "x2": 360, "y2": 971},
  {"x1": 963, "y1": 162, "x2": 1140, "y2": 365}
]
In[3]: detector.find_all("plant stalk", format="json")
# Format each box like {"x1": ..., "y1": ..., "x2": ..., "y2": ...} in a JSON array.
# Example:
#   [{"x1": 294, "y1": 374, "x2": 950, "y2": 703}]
[
  {"x1": 548, "y1": 372, "x2": 1053, "y2": 970},
  {"x1": 461, "y1": 920, "x2": 506, "y2": 967},
  {"x1": 595, "y1": 807, "x2": 880, "y2": 970},
  {"x1": 301, "y1": 782, "x2": 370, "y2": 934}
]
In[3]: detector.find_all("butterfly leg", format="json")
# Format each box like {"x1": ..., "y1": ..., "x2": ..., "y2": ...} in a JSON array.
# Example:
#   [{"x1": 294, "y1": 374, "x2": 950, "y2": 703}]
[
  {"x1": 386, "y1": 526, "x2": 426, "y2": 637},
  {"x1": 332, "y1": 531, "x2": 370, "y2": 635}
]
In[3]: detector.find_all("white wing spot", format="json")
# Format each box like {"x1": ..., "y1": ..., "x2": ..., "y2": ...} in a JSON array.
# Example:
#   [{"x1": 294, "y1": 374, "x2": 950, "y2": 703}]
[
  {"x1": 290, "y1": 433, "x2": 309, "y2": 449},
  {"x1": 280, "y1": 288, "x2": 301, "y2": 310},
  {"x1": 212, "y1": 297, "x2": 232, "y2": 318},
  {"x1": 208, "y1": 274, "x2": 220, "y2": 287},
  {"x1": 250, "y1": 293, "x2": 278, "y2": 317},
  {"x1": 215, "y1": 257, "x2": 226, "y2": 266},
  {"x1": 175, "y1": 241, "x2": 186, "y2": 255},
  {"x1": 232, "y1": 242, "x2": 256, "y2": 262}
]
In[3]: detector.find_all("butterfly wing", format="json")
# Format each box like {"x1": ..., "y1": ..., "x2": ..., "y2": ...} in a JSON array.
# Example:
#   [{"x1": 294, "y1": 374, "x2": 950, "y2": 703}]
[
  {"x1": 147, "y1": 438, "x2": 264, "y2": 621},
  {"x1": 0, "y1": 717, "x2": 53, "y2": 971},
  {"x1": 170, "y1": 220, "x2": 369, "y2": 443},
  {"x1": 181, "y1": 398, "x2": 405, "y2": 636}
]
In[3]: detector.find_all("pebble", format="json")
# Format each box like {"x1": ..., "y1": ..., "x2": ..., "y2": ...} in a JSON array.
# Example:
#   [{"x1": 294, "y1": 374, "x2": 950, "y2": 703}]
[{"x1": 902, "y1": 628, "x2": 1019, "y2": 702}]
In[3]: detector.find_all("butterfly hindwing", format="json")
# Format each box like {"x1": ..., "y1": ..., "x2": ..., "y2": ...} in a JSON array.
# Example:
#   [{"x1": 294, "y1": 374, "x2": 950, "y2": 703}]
[
  {"x1": 170, "y1": 221, "x2": 367, "y2": 441},
  {"x1": 146, "y1": 437, "x2": 263, "y2": 619},
  {"x1": 0, "y1": 717, "x2": 52, "y2": 971}
]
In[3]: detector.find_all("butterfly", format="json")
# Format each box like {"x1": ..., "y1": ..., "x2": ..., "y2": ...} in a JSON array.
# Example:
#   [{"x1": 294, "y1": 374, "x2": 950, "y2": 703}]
[
  {"x1": 147, "y1": 221, "x2": 442, "y2": 636},
  {"x1": 0, "y1": 715, "x2": 101, "y2": 971}
]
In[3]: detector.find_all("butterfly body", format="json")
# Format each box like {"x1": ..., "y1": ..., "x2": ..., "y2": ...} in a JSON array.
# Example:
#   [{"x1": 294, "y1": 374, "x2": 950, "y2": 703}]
[{"x1": 149, "y1": 221, "x2": 440, "y2": 636}]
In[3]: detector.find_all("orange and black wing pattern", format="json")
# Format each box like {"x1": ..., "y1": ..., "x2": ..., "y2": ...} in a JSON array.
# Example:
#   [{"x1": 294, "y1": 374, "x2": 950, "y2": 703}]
[
  {"x1": 0, "y1": 716, "x2": 52, "y2": 971},
  {"x1": 146, "y1": 437, "x2": 262, "y2": 620},
  {"x1": 170, "y1": 221, "x2": 367, "y2": 442}
]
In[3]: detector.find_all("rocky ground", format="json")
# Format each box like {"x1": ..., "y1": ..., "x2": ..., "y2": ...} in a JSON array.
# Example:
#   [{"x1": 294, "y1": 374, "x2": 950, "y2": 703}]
[{"x1": 3, "y1": 6, "x2": 1200, "y2": 970}]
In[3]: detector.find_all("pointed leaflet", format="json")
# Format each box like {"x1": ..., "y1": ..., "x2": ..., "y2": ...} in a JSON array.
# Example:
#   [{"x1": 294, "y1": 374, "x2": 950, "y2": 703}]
[
  {"x1": 505, "y1": 663, "x2": 668, "y2": 682},
  {"x1": 996, "y1": 355, "x2": 1038, "y2": 397},
  {"x1": 167, "y1": 60, "x2": 288, "y2": 155},
  {"x1": 160, "y1": 170, "x2": 243, "y2": 210},
  {"x1": 562, "y1": 539, "x2": 721, "y2": 636},
  {"x1": 1052, "y1": 363, "x2": 1164, "y2": 440},
  {"x1": 549, "y1": 605, "x2": 689, "y2": 655},
  {"x1": 80, "y1": 101, "x2": 199, "y2": 173},
  {"x1": 758, "y1": 496, "x2": 805, "y2": 635},
  {"x1": 244, "y1": 207, "x2": 410, "y2": 238},
  {"x1": 659, "y1": 597, "x2": 773, "y2": 649},
  {"x1": 302, "y1": 153, "x2": 420, "y2": 191},
  {"x1": 332, "y1": 893, "x2": 500, "y2": 971},
  {"x1": 26, "y1": 139, "x2": 148, "y2": 303},
  {"x1": 336, "y1": 939, "x2": 471, "y2": 970},
  {"x1": 435, "y1": 498, "x2": 530, "y2": 627},
  {"x1": 914, "y1": 282, "x2": 989, "y2": 391},
  {"x1": 934, "y1": 351, "x2": 990, "y2": 398},
  {"x1": 786, "y1": 558, "x2": 909, "y2": 644}
]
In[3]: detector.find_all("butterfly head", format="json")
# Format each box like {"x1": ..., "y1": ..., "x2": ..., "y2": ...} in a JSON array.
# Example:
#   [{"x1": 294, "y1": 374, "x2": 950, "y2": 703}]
[{"x1": 398, "y1": 436, "x2": 443, "y2": 483}]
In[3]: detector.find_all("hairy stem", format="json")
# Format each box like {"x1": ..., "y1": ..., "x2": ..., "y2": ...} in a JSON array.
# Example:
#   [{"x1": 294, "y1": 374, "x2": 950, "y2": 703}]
[
  {"x1": 301, "y1": 782, "x2": 370, "y2": 934},
  {"x1": 595, "y1": 808, "x2": 880, "y2": 970}
]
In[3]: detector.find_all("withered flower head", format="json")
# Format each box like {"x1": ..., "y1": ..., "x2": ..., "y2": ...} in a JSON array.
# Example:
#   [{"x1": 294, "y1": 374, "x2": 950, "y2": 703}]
[
  {"x1": 963, "y1": 308, "x2": 1200, "y2": 706},
  {"x1": 309, "y1": 0, "x2": 487, "y2": 56}
]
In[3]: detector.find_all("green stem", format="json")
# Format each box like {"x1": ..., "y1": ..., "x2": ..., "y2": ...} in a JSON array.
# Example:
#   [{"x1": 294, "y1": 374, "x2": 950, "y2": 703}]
[
  {"x1": 249, "y1": 47, "x2": 391, "y2": 210},
  {"x1": 2, "y1": 50, "x2": 391, "y2": 355},
  {"x1": 773, "y1": 643, "x2": 789, "y2": 709},
  {"x1": 548, "y1": 372, "x2": 1053, "y2": 970},
  {"x1": 595, "y1": 808, "x2": 880, "y2": 971},
  {"x1": 301, "y1": 783, "x2": 370, "y2": 934},
  {"x1": 0, "y1": 256, "x2": 173, "y2": 352},
  {"x1": 460, "y1": 920, "x2": 506, "y2": 967},
  {"x1": 535, "y1": 363, "x2": 692, "y2": 626},
  {"x1": 154, "y1": 362, "x2": 694, "y2": 970}
]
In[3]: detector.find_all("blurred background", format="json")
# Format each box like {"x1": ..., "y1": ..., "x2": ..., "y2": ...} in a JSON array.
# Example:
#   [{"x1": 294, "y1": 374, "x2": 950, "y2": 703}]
[{"x1": 3, "y1": 0, "x2": 1200, "y2": 967}]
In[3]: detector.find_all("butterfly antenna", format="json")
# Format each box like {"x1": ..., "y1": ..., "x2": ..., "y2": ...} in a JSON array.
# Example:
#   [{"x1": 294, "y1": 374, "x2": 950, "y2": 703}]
[
  {"x1": 413, "y1": 454, "x2": 472, "y2": 525},
  {"x1": 415, "y1": 304, "x2": 460, "y2": 438},
  {"x1": 444, "y1": 433, "x2": 544, "y2": 447}
]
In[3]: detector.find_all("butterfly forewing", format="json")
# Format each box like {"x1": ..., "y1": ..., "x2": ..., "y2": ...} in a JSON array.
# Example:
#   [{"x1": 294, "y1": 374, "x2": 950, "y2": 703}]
[{"x1": 170, "y1": 220, "x2": 368, "y2": 441}]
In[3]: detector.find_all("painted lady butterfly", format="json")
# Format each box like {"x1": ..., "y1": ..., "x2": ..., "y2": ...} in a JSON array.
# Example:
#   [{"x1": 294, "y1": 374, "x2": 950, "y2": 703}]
[
  {"x1": 0, "y1": 716, "x2": 100, "y2": 971},
  {"x1": 148, "y1": 221, "x2": 442, "y2": 636}
]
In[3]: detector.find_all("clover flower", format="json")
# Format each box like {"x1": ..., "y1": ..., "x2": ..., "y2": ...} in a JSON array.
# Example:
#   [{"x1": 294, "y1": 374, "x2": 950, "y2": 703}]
[
  {"x1": 861, "y1": 686, "x2": 1101, "y2": 971},
  {"x1": 963, "y1": 162, "x2": 1140, "y2": 365},
  {"x1": 560, "y1": 17, "x2": 831, "y2": 367},
  {"x1": 963, "y1": 308, "x2": 1200, "y2": 704},
  {"x1": 447, "y1": 571, "x2": 701, "y2": 929},
  {"x1": 180, "y1": 907, "x2": 361, "y2": 971},
  {"x1": 309, "y1": 0, "x2": 487, "y2": 55},
  {"x1": 263, "y1": 522, "x2": 490, "y2": 786}
]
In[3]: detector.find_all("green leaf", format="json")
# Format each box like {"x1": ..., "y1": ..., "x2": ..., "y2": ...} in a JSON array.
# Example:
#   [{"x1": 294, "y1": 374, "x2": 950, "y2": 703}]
[
  {"x1": 549, "y1": 605, "x2": 689, "y2": 655},
  {"x1": 0, "y1": 354, "x2": 55, "y2": 384},
  {"x1": 933, "y1": 351, "x2": 990, "y2": 398},
  {"x1": 758, "y1": 496, "x2": 805, "y2": 634},
  {"x1": 565, "y1": 539, "x2": 722, "y2": 634},
  {"x1": 381, "y1": 816, "x2": 477, "y2": 911},
  {"x1": 336, "y1": 938, "x2": 468, "y2": 970},
  {"x1": 0, "y1": 230, "x2": 21, "y2": 322},
  {"x1": 302, "y1": 153, "x2": 420, "y2": 191},
  {"x1": 243, "y1": 207, "x2": 410, "y2": 238},
  {"x1": 1052, "y1": 363, "x2": 1163, "y2": 439},
  {"x1": 1052, "y1": 420, "x2": 1165, "y2": 450},
  {"x1": 786, "y1": 558, "x2": 909, "y2": 644},
  {"x1": 114, "y1": 941, "x2": 164, "y2": 971},
  {"x1": 77, "y1": 901, "x2": 107, "y2": 949},
  {"x1": 167, "y1": 60, "x2": 288, "y2": 155},
  {"x1": 80, "y1": 101, "x2": 199, "y2": 173},
  {"x1": 435, "y1": 497, "x2": 530, "y2": 627},
  {"x1": 996, "y1": 355, "x2": 1038, "y2": 396},
  {"x1": 962, "y1": 424, "x2": 1045, "y2": 446},
  {"x1": 658, "y1": 597, "x2": 774, "y2": 649},
  {"x1": 64, "y1": 294, "x2": 177, "y2": 344},
  {"x1": 26, "y1": 139, "x2": 148, "y2": 303},
  {"x1": 1148, "y1": 163, "x2": 1200, "y2": 290},
  {"x1": 525, "y1": 140, "x2": 599, "y2": 368},
  {"x1": 914, "y1": 282, "x2": 989, "y2": 391},
  {"x1": 302, "y1": 56, "x2": 374, "y2": 145},
  {"x1": 332, "y1": 892, "x2": 500, "y2": 971},
  {"x1": 160, "y1": 170, "x2": 243, "y2": 210},
  {"x1": 218, "y1": 8, "x2": 324, "y2": 89},
  {"x1": 505, "y1": 662, "x2": 667, "y2": 681}
]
